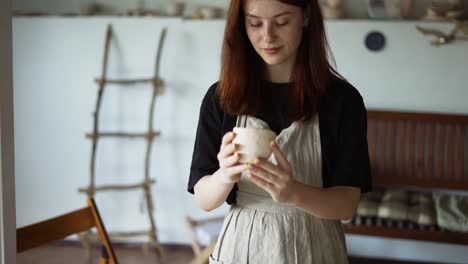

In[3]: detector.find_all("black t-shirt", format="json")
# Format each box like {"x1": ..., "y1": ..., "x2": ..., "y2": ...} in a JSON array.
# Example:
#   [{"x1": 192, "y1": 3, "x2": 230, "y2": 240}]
[{"x1": 188, "y1": 79, "x2": 372, "y2": 205}]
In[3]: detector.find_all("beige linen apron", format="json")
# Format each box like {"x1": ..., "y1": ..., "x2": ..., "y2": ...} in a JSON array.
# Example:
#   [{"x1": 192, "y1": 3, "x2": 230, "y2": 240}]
[{"x1": 209, "y1": 115, "x2": 348, "y2": 264}]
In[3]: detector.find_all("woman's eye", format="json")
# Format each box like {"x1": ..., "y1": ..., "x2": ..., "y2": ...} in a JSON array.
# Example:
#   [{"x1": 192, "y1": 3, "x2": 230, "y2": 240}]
[
  {"x1": 276, "y1": 21, "x2": 289, "y2": 26},
  {"x1": 249, "y1": 22, "x2": 262, "y2": 27}
]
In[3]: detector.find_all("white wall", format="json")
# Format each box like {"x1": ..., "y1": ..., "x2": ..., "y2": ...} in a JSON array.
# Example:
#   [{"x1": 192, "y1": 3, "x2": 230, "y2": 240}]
[
  {"x1": 13, "y1": 17, "x2": 227, "y2": 242},
  {"x1": 326, "y1": 21, "x2": 468, "y2": 114},
  {"x1": 1, "y1": 0, "x2": 16, "y2": 263},
  {"x1": 12, "y1": 17, "x2": 468, "y2": 263}
]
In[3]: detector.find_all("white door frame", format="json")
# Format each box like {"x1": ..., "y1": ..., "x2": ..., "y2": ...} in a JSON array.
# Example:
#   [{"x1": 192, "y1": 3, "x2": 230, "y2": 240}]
[{"x1": 0, "y1": 0, "x2": 16, "y2": 263}]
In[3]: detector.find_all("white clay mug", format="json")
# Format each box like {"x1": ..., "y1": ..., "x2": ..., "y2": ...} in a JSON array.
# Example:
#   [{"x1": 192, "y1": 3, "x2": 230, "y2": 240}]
[{"x1": 232, "y1": 127, "x2": 277, "y2": 164}]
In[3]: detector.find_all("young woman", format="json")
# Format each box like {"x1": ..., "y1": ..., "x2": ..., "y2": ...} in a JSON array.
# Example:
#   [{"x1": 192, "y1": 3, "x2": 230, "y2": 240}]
[{"x1": 188, "y1": 0, "x2": 371, "y2": 263}]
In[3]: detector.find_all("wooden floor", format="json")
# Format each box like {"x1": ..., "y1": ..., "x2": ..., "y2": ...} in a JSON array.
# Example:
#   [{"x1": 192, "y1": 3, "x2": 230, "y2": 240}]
[
  {"x1": 16, "y1": 241, "x2": 441, "y2": 264},
  {"x1": 17, "y1": 242, "x2": 192, "y2": 264}
]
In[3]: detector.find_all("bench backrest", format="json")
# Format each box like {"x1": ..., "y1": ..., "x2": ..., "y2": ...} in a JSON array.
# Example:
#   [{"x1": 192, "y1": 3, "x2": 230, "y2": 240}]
[{"x1": 367, "y1": 110, "x2": 468, "y2": 190}]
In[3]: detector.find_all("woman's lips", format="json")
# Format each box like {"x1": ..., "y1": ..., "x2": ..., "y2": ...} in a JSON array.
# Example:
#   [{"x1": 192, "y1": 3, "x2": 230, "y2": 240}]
[{"x1": 263, "y1": 47, "x2": 281, "y2": 54}]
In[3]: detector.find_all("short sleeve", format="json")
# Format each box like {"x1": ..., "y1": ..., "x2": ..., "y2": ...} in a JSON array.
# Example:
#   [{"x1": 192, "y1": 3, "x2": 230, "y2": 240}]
[
  {"x1": 329, "y1": 88, "x2": 372, "y2": 193},
  {"x1": 187, "y1": 84, "x2": 238, "y2": 204}
]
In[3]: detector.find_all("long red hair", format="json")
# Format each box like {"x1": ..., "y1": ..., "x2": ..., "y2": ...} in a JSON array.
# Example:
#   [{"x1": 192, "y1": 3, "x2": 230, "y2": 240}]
[{"x1": 218, "y1": 0, "x2": 342, "y2": 121}]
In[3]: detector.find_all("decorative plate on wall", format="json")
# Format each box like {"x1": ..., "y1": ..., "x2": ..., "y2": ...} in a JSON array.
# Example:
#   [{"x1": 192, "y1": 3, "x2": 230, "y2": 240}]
[{"x1": 365, "y1": 31, "x2": 386, "y2": 52}]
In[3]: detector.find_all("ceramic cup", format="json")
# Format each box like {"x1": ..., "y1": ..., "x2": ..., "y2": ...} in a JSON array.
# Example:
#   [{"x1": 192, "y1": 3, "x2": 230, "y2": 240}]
[
  {"x1": 232, "y1": 127, "x2": 277, "y2": 164},
  {"x1": 79, "y1": 3, "x2": 101, "y2": 16},
  {"x1": 199, "y1": 7, "x2": 221, "y2": 19},
  {"x1": 327, "y1": 0, "x2": 342, "y2": 9},
  {"x1": 166, "y1": 2, "x2": 185, "y2": 16}
]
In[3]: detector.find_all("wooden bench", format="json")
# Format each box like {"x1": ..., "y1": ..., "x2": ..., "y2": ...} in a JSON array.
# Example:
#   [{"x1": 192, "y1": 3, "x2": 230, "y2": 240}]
[{"x1": 343, "y1": 110, "x2": 468, "y2": 245}]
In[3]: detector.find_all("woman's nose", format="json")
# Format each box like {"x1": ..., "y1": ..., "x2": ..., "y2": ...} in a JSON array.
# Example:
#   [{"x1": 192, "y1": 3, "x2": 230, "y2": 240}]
[{"x1": 263, "y1": 24, "x2": 276, "y2": 44}]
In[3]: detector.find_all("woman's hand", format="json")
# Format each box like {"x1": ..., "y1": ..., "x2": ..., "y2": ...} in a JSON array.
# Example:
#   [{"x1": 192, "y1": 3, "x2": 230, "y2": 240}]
[
  {"x1": 213, "y1": 132, "x2": 247, "y2": 185},
  {"x1": 248, "y1": 141, "x2": 299, "y2": 204}
]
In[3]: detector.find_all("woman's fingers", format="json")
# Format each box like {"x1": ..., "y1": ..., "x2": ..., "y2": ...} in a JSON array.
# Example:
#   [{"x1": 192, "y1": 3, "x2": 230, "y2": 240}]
[
  {"x1": 248, "y1": 173, "x2": 274, "y2": 193},
  {"x1": 218, "y1": 143, "x2": 237, "y2": 161},
  {"x1": 219, "y1": 152, "x2": 239, "y2": 168},
  {"x1": 218, "y1": 132, "x2": 237, "y2": 161},
  {"x1": 225, "y1": 164, "x2": 248, "y2": 178},
  {"x1": 220, "y1": 132, "x2": 235, "y2": 150},
  {"x1": 249, "y1": 167, "x2": 278, "y2": 186},
  {"x1": 215, "y1": 131, "x2": 246, "y2": 184},
  {"x1": 252, "y1": 158, "x2": 283, "y2": 179},
  {"x1": 270, "y1": 141, "x2": 291, "y2": 172}
]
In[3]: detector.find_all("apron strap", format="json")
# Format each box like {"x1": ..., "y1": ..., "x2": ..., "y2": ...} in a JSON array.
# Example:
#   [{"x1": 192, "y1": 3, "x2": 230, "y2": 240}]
[{"x1": 235, "y1": 115, "x2": 247, "y2": 128}]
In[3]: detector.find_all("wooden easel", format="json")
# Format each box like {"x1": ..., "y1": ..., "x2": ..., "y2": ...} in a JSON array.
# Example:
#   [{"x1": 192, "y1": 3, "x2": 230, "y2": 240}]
[
  {"x1": 185, "y1": 216, "x2": 224, "y2": 264},
  {"x1": 78, "y1": 24, "x2": 167, "y2": 263}
]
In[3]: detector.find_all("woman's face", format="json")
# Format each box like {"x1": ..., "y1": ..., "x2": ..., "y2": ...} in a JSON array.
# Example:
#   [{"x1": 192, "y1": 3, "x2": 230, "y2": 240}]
[{"x1": 244, "y1": 0, "x2": 307, "y2": 67}]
